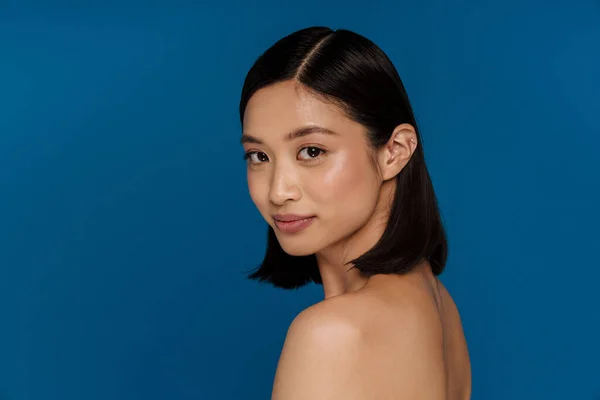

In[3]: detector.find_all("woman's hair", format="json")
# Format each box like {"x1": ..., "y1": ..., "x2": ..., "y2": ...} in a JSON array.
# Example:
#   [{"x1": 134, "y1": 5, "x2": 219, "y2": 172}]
[{"x1": 239, "y1": 26, "x2": 448, "y2": 289}]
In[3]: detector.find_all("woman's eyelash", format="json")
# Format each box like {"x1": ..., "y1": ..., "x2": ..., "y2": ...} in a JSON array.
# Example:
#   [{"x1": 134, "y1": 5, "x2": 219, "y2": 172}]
[{"x1": 243, "y1": 147, "x2": 327, "y2": 163}]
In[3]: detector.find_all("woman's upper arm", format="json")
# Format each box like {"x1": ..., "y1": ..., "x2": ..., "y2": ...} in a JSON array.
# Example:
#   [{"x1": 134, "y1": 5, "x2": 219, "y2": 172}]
[
  {"x1": 270, "y1": 302, "x2": 447, "y2": 400},
  {"x1": 271, "y1": 307, "x2": 365, "y2": 400}
]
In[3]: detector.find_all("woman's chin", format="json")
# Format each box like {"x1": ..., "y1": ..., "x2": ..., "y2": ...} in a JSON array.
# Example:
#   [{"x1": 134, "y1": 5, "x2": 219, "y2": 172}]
[{"x1": 278, "y1": 239, "x2": 318, "y2": 257}]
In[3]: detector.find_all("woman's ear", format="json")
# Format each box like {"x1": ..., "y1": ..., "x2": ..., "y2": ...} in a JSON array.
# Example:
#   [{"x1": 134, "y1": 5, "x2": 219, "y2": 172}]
[{"x1": 377, "y1": 123, "x2": 418, "y2": 181}]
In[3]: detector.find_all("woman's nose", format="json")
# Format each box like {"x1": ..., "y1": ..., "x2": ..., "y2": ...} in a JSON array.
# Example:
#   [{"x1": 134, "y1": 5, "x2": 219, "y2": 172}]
[{"x1": 268, "y1": 165, "x2": 301, "y2": 205}]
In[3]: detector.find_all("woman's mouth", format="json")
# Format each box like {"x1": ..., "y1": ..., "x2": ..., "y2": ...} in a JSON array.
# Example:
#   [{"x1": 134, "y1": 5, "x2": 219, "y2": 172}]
[{"x1": 273, "y1": 216, "x2": 316, "y2": 234}]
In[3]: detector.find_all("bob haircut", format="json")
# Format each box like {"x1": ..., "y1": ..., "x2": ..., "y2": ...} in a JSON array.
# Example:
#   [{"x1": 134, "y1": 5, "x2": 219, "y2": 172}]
[{"x1": 239, "y1": 26, "x2": 447, "y2": 290}]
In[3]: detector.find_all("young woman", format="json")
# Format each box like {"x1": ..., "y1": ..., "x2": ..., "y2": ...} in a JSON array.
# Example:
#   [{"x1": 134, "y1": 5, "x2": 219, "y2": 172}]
[{"x1": 239, "y1": 26, "x2": 471, "y2": 399}]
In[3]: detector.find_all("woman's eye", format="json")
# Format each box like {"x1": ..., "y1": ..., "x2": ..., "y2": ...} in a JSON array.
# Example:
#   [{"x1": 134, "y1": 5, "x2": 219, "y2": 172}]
[
  {"x1": 298, "y1": 146, "x2": 325, "y2": 160},
  {"x1": 244, "y1": 151, "x2": 268, "y2": 163}
]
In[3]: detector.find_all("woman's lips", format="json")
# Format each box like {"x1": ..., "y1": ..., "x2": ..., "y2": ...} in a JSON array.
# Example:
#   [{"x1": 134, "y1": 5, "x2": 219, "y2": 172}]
[{"x1": 274, "y1": 216, "x2": 316, "y2": 234}]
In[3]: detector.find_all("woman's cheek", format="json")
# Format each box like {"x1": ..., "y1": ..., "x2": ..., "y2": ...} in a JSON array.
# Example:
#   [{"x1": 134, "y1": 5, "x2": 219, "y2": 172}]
[
  {"x1": 247, "y1": 175, "x2": 267, "y2": 208},
  {"x1": 319, "y1": 154, "x2": 361, "y2": 200}
]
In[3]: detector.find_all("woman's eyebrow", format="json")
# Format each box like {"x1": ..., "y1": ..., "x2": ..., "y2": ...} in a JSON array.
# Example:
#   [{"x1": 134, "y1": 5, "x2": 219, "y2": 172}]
[{"x1": 240, "y1": 125, "x2": 339, "y2": 145}]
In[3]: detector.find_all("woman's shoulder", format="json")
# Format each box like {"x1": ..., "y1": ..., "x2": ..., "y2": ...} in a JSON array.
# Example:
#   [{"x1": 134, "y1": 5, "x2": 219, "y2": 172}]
[
  {"x1": 290, "y1": 275, "x2": 445, "y2": 350},
  {"x1": 274, "y1": 279, "x2": 448, "y2": 399}
]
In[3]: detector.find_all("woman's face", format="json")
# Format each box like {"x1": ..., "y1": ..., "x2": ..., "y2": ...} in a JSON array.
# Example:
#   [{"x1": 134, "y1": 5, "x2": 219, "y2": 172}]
[{"x1": 241, "y1": 80, "x2": 385, "y2": 256}]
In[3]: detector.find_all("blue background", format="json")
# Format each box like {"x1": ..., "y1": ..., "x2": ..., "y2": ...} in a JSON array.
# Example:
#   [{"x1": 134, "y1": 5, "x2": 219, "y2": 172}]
[{"x1": 1, "y1": 1, "x2": 599, "y2": 399}]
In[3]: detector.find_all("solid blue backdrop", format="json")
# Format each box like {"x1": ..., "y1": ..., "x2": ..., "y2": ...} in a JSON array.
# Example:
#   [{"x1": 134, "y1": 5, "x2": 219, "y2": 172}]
[{"x1": 1, "y1": 1, "x2": 598, "y2": 399}]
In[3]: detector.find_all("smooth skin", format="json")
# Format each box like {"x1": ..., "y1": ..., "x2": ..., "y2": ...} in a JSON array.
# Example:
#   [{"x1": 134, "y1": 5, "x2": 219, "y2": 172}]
[{"x1": 242, "y1": 80, "x2": 471, "y2": 399}]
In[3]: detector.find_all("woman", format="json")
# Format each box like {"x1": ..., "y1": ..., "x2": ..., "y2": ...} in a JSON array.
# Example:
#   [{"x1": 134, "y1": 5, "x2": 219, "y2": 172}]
[{"x1": 239, "y1": 26, "x2": 471, "y2": 399}]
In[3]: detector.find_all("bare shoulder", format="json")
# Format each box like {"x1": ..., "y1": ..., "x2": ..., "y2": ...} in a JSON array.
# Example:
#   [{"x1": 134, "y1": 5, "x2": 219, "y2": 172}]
[
  {"x1": 270, "y1": 297, "x2": 364, "y2": 399},
  {"x1": 271, "y1": 292, "x2": 447, "y2": 400}
]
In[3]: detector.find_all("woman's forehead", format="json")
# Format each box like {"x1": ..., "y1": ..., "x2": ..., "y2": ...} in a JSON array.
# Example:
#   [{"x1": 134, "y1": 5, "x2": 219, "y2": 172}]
[
  {"x1": 243, "y1": 83, "x2": 361, "y2": 141},
  {"x1": 245, "y1": 84, "x2": 339, "y2": 123}
]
